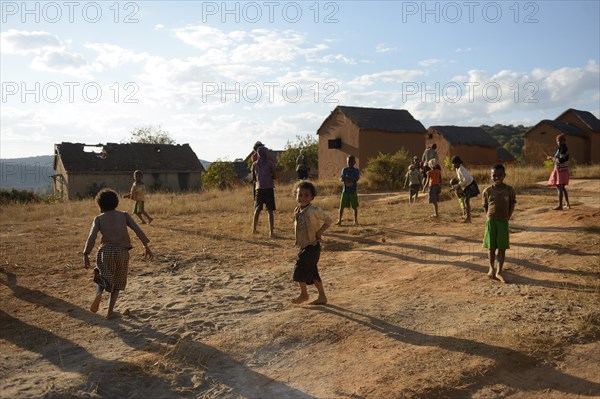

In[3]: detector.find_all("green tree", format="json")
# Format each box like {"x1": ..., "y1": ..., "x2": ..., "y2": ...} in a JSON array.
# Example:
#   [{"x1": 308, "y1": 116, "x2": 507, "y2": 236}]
[
  {"x1": 128, "y1": 125, "x2": 175, "y2": 144},
  {"x1": 364, "y1": 149, "x2": 410, "y2": 191},
  {"x1": 202, "y1": 161, "x2": 237, "y2": 190},
  {"x1": 276, "y1": 134, "x2": 318, "y2": 173}
]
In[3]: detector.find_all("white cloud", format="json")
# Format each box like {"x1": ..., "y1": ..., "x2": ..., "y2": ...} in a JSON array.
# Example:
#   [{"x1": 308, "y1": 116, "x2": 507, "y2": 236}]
[
  {"x1": 85, "y1": 43, "x2": 150, "y2": 71},
  {"x1": 1, "y1": 29, "x2": 63, "y2": 55},
  {"x1": 376, "y1": 43, "x2": 397, "y2": 53},
  {"x1": 173, "y1": 25, "x2": 234, "y2": 51},
  {"x1": 455, "y1": 47, "x2": 472, "y2": 53},
  {"x1": 31, "y1": 50, "x2": 93, "y2": 78},
  {"x1": 418, "y1": 58, "x2": 444, "y2": 67},
  {"x1": 154, "y1": 24, "x2": 165, "y2": 31},
  {"x1": 347, "y1": 69, "x2": 426, "y2": 89}
]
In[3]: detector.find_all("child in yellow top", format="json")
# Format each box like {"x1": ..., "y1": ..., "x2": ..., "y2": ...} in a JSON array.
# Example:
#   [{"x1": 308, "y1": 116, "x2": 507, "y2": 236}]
[
  {"x1": 292, "y1": 181, "x2": 332, "y2": 305},
  {"x1": 124, "y1": 170, "x2": 153, "y2": 224}
]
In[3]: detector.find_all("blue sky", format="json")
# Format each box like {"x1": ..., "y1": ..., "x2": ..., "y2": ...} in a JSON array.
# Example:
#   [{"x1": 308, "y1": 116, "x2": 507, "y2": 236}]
[{"x1": 1, "y1": 0, "x2": 599, "y2": 160}]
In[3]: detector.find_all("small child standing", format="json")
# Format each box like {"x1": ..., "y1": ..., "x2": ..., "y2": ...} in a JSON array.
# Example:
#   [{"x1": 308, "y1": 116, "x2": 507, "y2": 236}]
[
  {"x1": 337, "y1": 155, "x2": 360, "y2": 225},
  {"x1": 423, "y1": 158, "x2": 442, "y2": 217},
  {"x1": 124, "y1": 170, "x2": 153, "y2": 224},
  {"x1": 404, "y1": 164, "x2": 422, "y2": 203},
  {"x1": 449, "y1": 177, "x2": 466, "y2": 219},
  {"x1": 482, "y1": 164, "x2": 516, "y2": 283},
  {"x1": 83, "y1": 189, "x2": 153, "y2": 319},
  {"x1": 293, "y1": 181, "x2": 332, "y2": 305}
]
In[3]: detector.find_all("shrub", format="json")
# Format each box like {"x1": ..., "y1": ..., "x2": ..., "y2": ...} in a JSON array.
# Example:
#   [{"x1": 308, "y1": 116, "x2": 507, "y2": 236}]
[
  {"x1": 364, "y1": 149, "x2": 410, "y2": 191},
  {"x1": 276, "y1": 135, "x2": 318, "y2": 173},
  {"x1": 0, "y1": 189, "x2": 42, "y2": 205},
  {"x1": 202, "y1": 161, "x2": 238, "y2": 190}
]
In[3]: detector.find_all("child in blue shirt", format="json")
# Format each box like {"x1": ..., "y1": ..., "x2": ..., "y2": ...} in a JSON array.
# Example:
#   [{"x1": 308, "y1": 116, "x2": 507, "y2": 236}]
[{"x1": 337, "y1": 155, "x2": 359, "y2": 225}]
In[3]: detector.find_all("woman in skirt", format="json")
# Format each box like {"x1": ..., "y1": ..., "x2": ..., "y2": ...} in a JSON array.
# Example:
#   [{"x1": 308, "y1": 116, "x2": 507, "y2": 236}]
[{"x1": 547, "y1": 133, "x2": 571, "y2": 210}]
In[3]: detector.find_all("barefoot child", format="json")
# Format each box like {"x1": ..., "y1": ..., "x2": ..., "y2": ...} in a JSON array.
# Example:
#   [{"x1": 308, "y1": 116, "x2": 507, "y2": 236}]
[
  {"x1": 337, "y1": 155, "x2": 360, "y2": 225},
  {"x1": 451, "y1": 156, "x2": 479, "y2": 223},
  {"x1": 423, "y1": 158, "x2": 441, "y2": 217},
  {"x1": 124, "y1": 170, "x2": 153, "y2": 224},
  {"x1": 83, "y1": 189, "x2": 153, "y2": 319},
  {"x1": 450, "y1": 178, "x2": 466, "y2": 219},
  {"x1": 292, "y1": 181, "x2": 332, "y2": 305},
  {"x1": 482, "y1": 164, "x2": 516, "y2": 283},
  {"x1": 404, "y1": 164, "x2": 422, "y2": 203}
]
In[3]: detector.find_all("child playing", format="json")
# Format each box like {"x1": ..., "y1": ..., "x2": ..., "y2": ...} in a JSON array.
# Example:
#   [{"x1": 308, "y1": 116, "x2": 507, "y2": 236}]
[
  {"x1": 124, "y1": 170, "x2": 153, "y2": 224},
  {"x1": 337, "y1": 155, "x2": 360, "y2": 225},
  {"x1": 292, "y1": 181, "x2": 332, "y2": 305},
  {"x1": 451, "y1": 156, "x2": 479, "y2": 223},
  {"x1": 404, "y1": 164, "x2": 422, "y2": 203},
  {"x1": 449, "y1": 177, "x2": 466, "y2": 219},
  {"x1": 83, "y1": 188, "x2": 153, "y2": 319},
  {"x1": 482, "y1": 164, "x2": 516, "y2": 283},
  {"x1": 251, "y1": 145, "x2": 277, "y2": 237},
  {"x1": 423, "y1": 158, "x2": 442, "y2": 217}
]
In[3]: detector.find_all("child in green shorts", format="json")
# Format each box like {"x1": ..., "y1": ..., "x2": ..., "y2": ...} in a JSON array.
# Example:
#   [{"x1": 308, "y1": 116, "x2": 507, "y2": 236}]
[
  {"x1": 482, "y1": 164, "x2": 516, "y2": 283},
  {"x1": 124, "y1": 170, "x2": 153, "y2": 224},
  {"x1": 337, "y1": 155, "x2": 359, "y2": 225}
]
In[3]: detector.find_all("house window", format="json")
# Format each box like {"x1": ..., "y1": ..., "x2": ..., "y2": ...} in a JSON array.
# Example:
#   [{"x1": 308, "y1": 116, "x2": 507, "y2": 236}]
[{"x1": 328, "y1": 138, "x2": 342, "y2": 149}]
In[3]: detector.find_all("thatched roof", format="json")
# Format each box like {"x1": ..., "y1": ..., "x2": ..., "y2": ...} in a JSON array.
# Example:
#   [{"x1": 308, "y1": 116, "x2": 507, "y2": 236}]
[
  {"x1": 557, "y1": 108, "x2": 600, "y2": 131},
  {"x1": 54, "y1": 142, "x2": 204, "y2": 173},
  {"x1": 525, "y1": 120, "x2": 589, "y2": 138},
  {"x1": 318, "y1": 106, "x2": 426, "y2": 134},
  {"x1": 429, "y1": 126, "x2": 500, "y2": 147},
  {"x1": 497, "y1": 147, "x2": 516, "y2": 162}
]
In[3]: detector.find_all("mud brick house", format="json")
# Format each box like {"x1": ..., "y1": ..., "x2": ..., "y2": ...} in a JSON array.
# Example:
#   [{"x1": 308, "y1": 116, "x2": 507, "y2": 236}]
[
  {"x1": 426, "y1": 126, "x2": 502, "y2": 165},
  {"x1": 554, "y1": 109, "x2": 600, "y2": 164},
  {"x1": 317, "y1": 106, "x2": 427, "y2": 178},
  {"x1": 53, "y1": 142, "x2": 204, "y2": 200},
  {"x1": 496, "y1": 147, "x2": 516, "y2": 164}
]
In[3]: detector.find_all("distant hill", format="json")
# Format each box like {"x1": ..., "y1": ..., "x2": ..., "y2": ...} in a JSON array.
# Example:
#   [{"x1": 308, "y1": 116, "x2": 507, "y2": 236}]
[
  {"x1": 0, "y1": 155, "x2": 54, "y2": 192},
  {"x1": 480, "y1": 124, "x2": 529, "y2": 158}
]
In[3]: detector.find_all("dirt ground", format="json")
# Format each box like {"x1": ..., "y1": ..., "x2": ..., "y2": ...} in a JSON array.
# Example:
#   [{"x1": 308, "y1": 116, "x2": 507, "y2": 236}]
[{"x1": 1, "y1": 179, "x2": 599, "y2": 398}]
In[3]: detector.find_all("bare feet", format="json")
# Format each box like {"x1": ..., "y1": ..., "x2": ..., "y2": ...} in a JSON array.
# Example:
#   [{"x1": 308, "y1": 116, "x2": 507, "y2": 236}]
[
  {"x1": 335, "y1": 220, "x2": 342, "y2": 226},
  {"x1": 90, "y1": 295, "x2": 102, "y2": 313},
  {"x1": 106, "y1": 311, "x2": 120, "y2": 320},
  {"x1": 309, "y1": 296, "x2": 327, "y2": 305},
  {"x1": 552, "y1": 206, "x2": 563, "y2": 211},
  {"x1": 148, "y1": 218, "x2": 153, "y2": 224},
  {"x1": 565, "y1": 204, "x2": 571, "y2": 209},
  {"x1": 430, "y1": 214, "x2": 438, "y2": 218},
  {"x1": 495, "y1": 273, "x2": 507, "y2": 283},
  {"x1": 292, "y1": 294, "x2": 309, "y2": 304},
  {"x1": 487, "y1": 269, "x2": 496, "y2": 279},
  {"x1": 463, "y1": 218, "x2": 471, "y2": 223}
]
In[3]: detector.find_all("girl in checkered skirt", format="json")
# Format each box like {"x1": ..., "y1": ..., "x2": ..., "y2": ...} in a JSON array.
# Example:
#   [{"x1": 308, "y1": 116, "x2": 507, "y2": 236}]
[{"x1": 83, "y1": 189, "x2": 153, "y2": 319}]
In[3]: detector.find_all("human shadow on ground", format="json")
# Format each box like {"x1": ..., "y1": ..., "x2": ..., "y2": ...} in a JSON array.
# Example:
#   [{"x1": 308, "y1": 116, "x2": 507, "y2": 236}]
[
  {"x1": 325, "y1": 233, "x2": 599, "y2": 292},
  {"x1": 308, "y1": 304, "x2": 600, "y2": 397},
  {"x1": 0, "y1": 310, "x2": 186, "y2": 398},
  {"x1": 0, "y1": 269, "x2": 315, "y2": 399}
]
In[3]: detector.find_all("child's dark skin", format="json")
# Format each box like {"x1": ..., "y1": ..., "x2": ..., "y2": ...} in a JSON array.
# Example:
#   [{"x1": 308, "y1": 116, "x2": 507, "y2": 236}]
[
  {"x1": 293, "y1": 187, "x2": 329, "y2": 305},
  {"x1": 484, "y1": 168, "x2": 513, "y2": 283},
  {"x1": 338, "y1": 157, "x2": 359, "y2": 225}
]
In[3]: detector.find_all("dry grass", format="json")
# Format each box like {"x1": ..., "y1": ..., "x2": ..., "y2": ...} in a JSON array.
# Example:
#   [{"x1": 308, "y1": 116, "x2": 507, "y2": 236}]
[{"x1": 1, "y1": 164, "x2": 599, "y2": 398}]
